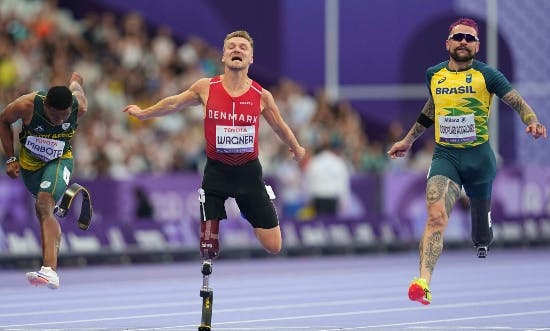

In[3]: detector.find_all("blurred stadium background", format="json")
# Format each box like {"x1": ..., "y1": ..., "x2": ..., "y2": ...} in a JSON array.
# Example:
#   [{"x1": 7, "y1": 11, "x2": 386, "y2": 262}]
[{"x1": 1, "y1": 0, "x2": 549, "y2": 268}]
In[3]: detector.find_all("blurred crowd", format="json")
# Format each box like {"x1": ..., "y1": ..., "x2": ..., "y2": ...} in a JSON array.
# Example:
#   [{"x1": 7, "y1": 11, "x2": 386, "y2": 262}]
[{"x1": 0, "y1": 0, "x2": 433, "y2": 217}]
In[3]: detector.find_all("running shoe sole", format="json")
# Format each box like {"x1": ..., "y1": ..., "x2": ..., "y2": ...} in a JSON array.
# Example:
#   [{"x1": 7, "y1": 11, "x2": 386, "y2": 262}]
[{"x1": 26, "y1": 272, "x2": 59, "y2": 289}]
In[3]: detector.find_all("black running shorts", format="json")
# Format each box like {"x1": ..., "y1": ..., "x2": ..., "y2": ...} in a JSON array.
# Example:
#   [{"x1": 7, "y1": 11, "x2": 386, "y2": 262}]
[{"x1": 200, "y1": 158, "x2": 278, "y2": 229}]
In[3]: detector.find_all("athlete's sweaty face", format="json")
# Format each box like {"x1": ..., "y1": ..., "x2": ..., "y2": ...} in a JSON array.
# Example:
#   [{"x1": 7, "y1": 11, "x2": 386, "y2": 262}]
[
  {"x1": 44, "y1": 104, "x2": 71, "y2": 126},
  {"x1": 222, "y1": 37, "x2": 253, "y2": 70},
  {"x1": 446, "y1": 24, "x2": 479, "y2": 63}
]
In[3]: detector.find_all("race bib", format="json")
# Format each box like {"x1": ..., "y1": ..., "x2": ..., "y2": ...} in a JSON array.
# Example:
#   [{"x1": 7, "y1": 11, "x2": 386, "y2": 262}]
[
  {"x1": 24, "y1": 136, "x2": 65, "y2": 162},
  {"x1": 438, "y1": 114, "x2": 476, "y2": 143},
  {"x1": 215, "y1": 125, "x2": 255, "y2": 153}
]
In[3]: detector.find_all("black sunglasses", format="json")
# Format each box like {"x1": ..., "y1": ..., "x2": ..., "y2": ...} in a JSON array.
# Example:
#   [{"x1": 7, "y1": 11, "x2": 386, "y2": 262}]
[{"x1": 448, "y1": 33, "x2": 479, "y2": 43}]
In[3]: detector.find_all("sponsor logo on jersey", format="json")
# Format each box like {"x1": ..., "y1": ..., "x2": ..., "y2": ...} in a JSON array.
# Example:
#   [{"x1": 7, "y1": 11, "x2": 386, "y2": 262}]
[{"x1": 435, "y1": 86, "x2": 476, "y2": 94}]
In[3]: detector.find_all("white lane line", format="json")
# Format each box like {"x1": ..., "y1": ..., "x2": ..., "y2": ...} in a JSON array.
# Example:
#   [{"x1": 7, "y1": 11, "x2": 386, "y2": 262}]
[
  {"x1": 316, "y1": 309, "x2": 550, "y2": 330},
  {"x1": 3, "y1": 296, "x2": 549, "y2": 328}
]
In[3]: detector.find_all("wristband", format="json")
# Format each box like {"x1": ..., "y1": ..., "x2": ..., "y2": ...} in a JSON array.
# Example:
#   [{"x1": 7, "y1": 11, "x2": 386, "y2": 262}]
[{"x1": 6, "y1": 156, "x2": 17, "y2": 165}]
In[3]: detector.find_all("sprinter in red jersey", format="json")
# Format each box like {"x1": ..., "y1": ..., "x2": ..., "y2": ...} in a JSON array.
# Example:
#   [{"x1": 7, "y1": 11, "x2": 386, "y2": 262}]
[{"x1": 123, "y1": 30, "x2": 306, "y2": 262}]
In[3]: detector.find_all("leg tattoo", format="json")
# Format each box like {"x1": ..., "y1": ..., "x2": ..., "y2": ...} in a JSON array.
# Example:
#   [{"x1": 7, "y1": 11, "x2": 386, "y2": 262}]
[
  {"x1": 422, "y1": 231, "x2": 443, "y2": 274},
  {"x1": 419, "y1": 239, "x2": 424, "y2": 271},
  {"x1": 421, "y1": 176, "x2": 461, "y2": 278},
  {"x1": 426, "y1": 175, "x2": 461, "y2": 212}
]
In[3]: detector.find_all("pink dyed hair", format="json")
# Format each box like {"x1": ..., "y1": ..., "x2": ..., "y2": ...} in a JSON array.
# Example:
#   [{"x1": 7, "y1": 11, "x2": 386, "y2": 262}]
[{"x1": 449, "y1": 18, "x2": 479, "y2": 35}]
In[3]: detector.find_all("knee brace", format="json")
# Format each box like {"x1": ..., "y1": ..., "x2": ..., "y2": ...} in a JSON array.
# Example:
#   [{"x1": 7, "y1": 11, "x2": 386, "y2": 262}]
[
  {"x1": 470, "y1": 198, "x2": 493, "y2": 247},
  {"x1": 198, "y1": 188, "x2": 220, "y2": 260}
]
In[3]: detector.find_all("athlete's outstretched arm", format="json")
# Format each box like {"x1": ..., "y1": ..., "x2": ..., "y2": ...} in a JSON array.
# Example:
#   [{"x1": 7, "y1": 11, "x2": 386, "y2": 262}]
[
  {"x1": 387, "y1": 96, "x2": 435, "y2": 159},
  {"x1": 69, "y1": 72, "x2": 88, "y2": 118},
  {"x1": 501, "y1": 89, "x2": 547, "y2": 139},
  {"x1": 261, "y1": 89, "x2": 306, "y2": 162},
  {"x1": 123, "y1": 78, "x2": 208, "y2": 120}
]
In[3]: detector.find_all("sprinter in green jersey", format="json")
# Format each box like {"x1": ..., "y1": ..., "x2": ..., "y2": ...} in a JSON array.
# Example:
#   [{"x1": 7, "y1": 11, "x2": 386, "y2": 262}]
[
  {"x1": 387, "y1": 18, "x2": 546, "y2": 305},
  {"x1": 0, "y1": 72, "x2": 88, "y2": 289}
]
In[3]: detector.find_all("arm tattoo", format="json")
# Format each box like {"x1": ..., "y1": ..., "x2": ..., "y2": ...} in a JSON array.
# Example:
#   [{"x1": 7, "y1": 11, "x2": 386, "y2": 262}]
[
  {"x1": 404, "y1": 123, "x2": 426, "y2": 144},
  {"x1": 422, "y1": 231, "x2": 443, "y2": 274},
  {"x1": 427, "y1": 175, "x2": 461, "y2": 214},
  {"x1": 405, "y1": 97, "x2": 435, "y2": 144},
  {"x1": 421, "y1": 96, "x2": 435, "y2": 119},
  {"x1": 502, "y1": 90, "x2": 538, "y2": 125}
]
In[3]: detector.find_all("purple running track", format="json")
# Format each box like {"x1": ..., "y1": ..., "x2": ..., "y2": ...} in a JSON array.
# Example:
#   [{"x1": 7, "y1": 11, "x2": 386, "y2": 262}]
[{"x1": 1, "y1": 247, "x2": 549, "y2": 330}]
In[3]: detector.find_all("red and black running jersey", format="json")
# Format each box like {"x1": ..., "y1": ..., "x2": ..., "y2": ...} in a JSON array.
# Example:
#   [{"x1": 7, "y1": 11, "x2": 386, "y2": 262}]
[{"x1": 204, "y1": 76, "x2": 263, "y2": 165}]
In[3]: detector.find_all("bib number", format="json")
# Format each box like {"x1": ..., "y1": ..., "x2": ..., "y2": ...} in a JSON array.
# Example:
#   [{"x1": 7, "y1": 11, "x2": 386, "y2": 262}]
[
  {"x1": 438, "y1": 114, "x2": 476, "y2": 143},
  {"x1": 24, "y1": 136, "x2": 65, "y2": 162},
  {"x1": 215, "y1": 125, "x2": 255, "y2": 153}
]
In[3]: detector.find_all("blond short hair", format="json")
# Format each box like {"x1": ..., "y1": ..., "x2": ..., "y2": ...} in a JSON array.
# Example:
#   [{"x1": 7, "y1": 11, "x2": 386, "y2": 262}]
[{"x1": 224, "y1": 30, "x2": 254, "y2": 49}]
